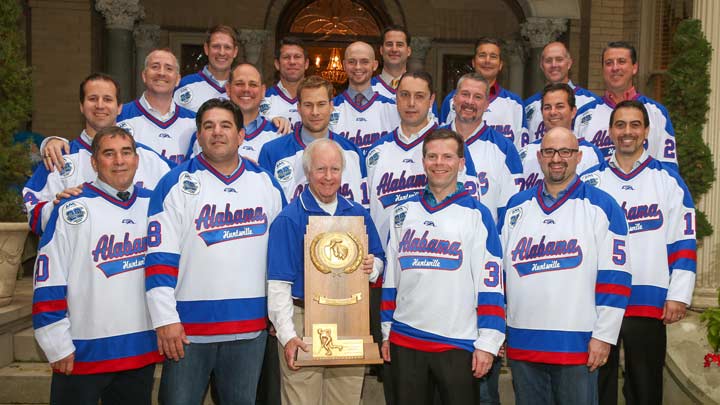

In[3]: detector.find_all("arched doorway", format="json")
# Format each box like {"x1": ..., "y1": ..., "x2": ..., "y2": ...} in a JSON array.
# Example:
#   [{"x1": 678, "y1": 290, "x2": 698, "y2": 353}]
[{"x1": 275, "y1": 0, "x2": 393, "y2": 92}]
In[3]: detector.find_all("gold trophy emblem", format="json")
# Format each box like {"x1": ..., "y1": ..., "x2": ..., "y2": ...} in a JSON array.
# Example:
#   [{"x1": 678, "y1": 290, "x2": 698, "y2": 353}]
[{"x1": 310, "y1": 232, "x2": 363, "y2": 275}]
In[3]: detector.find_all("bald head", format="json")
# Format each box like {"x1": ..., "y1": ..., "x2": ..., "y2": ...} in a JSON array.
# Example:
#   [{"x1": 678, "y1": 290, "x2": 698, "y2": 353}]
[
  {"x1": 541, "y1": 127, "x2": 578, "y2": 149},
  {"x1": 344, "y1": 41, "x2": 378, "y2": 89}
]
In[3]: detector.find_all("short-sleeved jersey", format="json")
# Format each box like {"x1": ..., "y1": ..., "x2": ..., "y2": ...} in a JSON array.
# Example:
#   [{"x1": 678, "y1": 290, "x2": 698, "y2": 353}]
[
  {"x1": 498, "y1": 178, "x2": 631, "y2": 365},
  {"x1": 574, "y1": 95, "x2": 678, "y2": 171},
  {"x1": 145, "y1": 155, "x2": 286, "y2": 336},
  {"x1": 32, "y1": 184, "x2": 163, "y2": 374},
  {"x1": 329, "y1": 91, "x2": 400, "y2": 153},
  {"x1": 381, "y1": 190, "x2": 505, "y2": 355},
  {"x1": 517, "y1": 138, "x2": 604, "y2": 192},
  {"x1": 442, "y1": 122, "x2": 523, "y2": 222},
  {"x1": 23, "y1": 134, "x2": 174, "y2": 236},
  {"x1": 523, "y1": 83, "x2": 600, "y2": 143},
  {"x1": 117, "y1": 100, "x2": 197, "y2": 165},
  {"x1": 260, "y1": 82, "x2": 300, "y2": 124},
  {"x1": 581, "y1": 157, "x2": 696, "y2": 318},
  {"x1": 188, "y1": 117, "x2": 282, "y2": 163},
  {"x1": 257, "y1": 125, "x2": 368, "y2": 205},
  {"x1": 173, "y1": 69, "x2": 227, "y2": 112},
  {"x1": 267, "y1": 187, "x2": 385, "y2": 299},
  {"x1": 365, "y1": 123, "x2": 479, "y2": 245},
  {"x1": 440, "y1": 83, "x2": 527, "y2": 150}
]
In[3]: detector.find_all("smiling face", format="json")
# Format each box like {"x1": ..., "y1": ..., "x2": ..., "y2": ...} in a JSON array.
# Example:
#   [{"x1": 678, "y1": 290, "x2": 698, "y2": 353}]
[
  {"x1": 226, "y1": 64, "x2": 265, "y2": 115},
  {"x1": 275, "y1": 44, "x2": 309, "y2": 84},
  {"x1": 91, "y1": 134, "x2": 139, "y2": 191},
  {"x1": 472, "y1": 43, "x2": 503, "y2": 83},
  {"x1": 204, "y1": 32, "x2": 238, "y2": 75},
  {"x1": 306, "y1": 141, "x2": 343, "y2": 204},
  {"x1": 423, "y1": 137, "x2": 465, "y2": 196},
  {"x1": 380, "y1": 30, "x2": 411, "y2": 69},
  {"x1": 197, "y1": 107, "x2": 244, "y2": 165},
  {"x1": 343, "y1": 42, "x2": 379, "y2": 88},
  {"x1": 452, "y1": 78, "x2": 488, "y2": 126},
  {"x1": 609, "y1": 106, "x2": 649, "y2": 159},
  {"x1": 541, "y1": 89, "x2": 577, "y2": 130},
  {"x1": 538, "y1": 127, "x2": 581, "y2": 187},
  {"x1": 142, "y1": 50, "x2": 180, "y2": 97},
  {"x1": 541, "y1": 42, "x2": 572, "y2": 84},
  {"x1": 80, "y1": 79, "x2": 121, "y2": 136},
  {"x1": 602, "y1": 47, "x2": 638, "y2": 94}
]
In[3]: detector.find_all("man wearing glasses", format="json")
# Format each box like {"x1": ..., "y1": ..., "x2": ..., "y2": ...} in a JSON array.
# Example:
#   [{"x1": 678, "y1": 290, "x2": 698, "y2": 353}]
[{"x1": 499, "y1": 127, "x2": 630, "y2": 404}]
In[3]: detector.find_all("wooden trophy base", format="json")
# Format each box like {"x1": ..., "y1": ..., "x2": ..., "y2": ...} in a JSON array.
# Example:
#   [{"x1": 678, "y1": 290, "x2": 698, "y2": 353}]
[{"x1": 295, "y1": 335, "x2": 383, "y2": 366}]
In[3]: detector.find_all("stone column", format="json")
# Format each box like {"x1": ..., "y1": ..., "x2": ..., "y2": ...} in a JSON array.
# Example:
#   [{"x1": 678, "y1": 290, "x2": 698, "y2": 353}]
[
  {"x1": 520, "y1": 17, "x2": 568, "y2": 94},
  {"x1": 692, "y1": 0, "x2": 720, "y2": 308},
  {"x1": 504, "y1": 38, "x2": 528, "y2": 98},
  {"x1": 239, "y1": 29, "x2": 269, "y2": 70},
  {"x1": 408, "y1": 36, "x2": 432, "y2": 72},
  {"x1": 133, "y1": 23, "x2": 160, "y2": 98},
  {"x1": 95, "y1": 0, "x2": 143, "y2": 102}
]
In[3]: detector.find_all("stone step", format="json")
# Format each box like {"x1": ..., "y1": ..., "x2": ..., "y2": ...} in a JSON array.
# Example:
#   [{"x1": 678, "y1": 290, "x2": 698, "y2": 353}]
[{"x1": 13, "y1": 328, "x2": 45, "y2": 363}]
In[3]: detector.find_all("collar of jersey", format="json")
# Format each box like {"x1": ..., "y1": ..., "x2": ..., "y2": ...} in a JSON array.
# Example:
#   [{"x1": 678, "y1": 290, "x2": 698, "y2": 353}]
[
  {"x1": 198, "y1": 67, "x2": 226, "y2": 93},
  {"x1": 464, "y1": 123, "x2": 490, "y2": 146},
  {"x1": 299, "y1": 187, "x2": 352, "y2": 215},
  {"x1": 75, "y1": 136, "x2": 92, "y2": 152},
  {"x1": 374, "y1": 75, "x2": 396, "y2": 94},
  {"x1": 133, "y1": 99, "x2": 180, "y2": 128},
  {"x1": 609, "y1": 155, "x2": 652, "y2": 181},
  {"x1": 273, "y1": 83, "x2": 297, "y2": 104},
  {"x1": 420, "y1": 188, "x2": 468, "y2": 213},
  {"x1": 84, "y1": 182, "x2": 138, "y2": 208},
  {"x1": 488, "y1": 81, "x2": 501, "y2": 103},
  {"x1": 393, "y1": 123, "x2": 438, "y2": 151},
  {"x1": 342, "y1": 90, "x2": 380, "y2": 112},
  {"x1": 293, "y1": 125, "x2": 335, "y2": 149},
  {"x1": 244, "y1": 117, "x2": 268, "y2": 141},
  {"x1": 536, "y1": 177, "x2": 582, "y2": 214},
  {"x1": 197, "y1": 154, "x2": 245, "y2": 185}
]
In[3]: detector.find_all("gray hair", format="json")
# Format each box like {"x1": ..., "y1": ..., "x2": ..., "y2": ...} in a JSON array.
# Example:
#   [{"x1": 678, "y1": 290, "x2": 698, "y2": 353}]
[
  {"x1": 302, "y1": 138, "x2": 346, "y2": 176},
  {"x1": 456, "y1": 72, "x2": 489, "y2": 97},
  {"x1": 144, "y1": 48, "x2": 180, "y2": 72}
]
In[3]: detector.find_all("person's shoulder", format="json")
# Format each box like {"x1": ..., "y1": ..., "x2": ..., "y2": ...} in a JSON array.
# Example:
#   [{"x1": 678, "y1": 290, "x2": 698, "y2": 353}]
[
  {"x1": 177, "y1": 72, "x2": 204, "y2": 87},
  {"x1": 524, "y1": 91, "x2": 542, "y2": 106},
  {"x1": 498, "y1": 86, "x2": 523, "y2": 104}
]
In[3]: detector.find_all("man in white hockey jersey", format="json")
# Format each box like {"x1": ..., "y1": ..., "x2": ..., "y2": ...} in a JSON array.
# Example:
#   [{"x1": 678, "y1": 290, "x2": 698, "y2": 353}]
[
  {"x1": 439, "y1": 37, "x2": 526, "y2": 150},
  {"x1": 380, "y1": 128, "x2": 505, "y2": 404},
  {"x1": 524, "y1": 41, "x2": 600, "y2": 143},
  {"x1": 580, "y1": 101, "x2": 696, "y2": 405},
  {"x1": 371, "y1": 25, "x2": 412, "y2": 100},
  {"x1": 24, "y1": 73, "x2": 174, "y2": 236},
  {"x1": 261, "y1": 37, "x2": 309, "y2": 124},
  {"x1": 499, "y1": 127, "x2": 631, "y2": 405},
  {"x1": 174, "y1": 25, "x2": 239, "y2": 112},
  {"x1": 442, "y1": 72, "x2": 522, "y2": 222},
  {"x1": 330, "y1": 41, "x2": 400, "y2": 152},
  {"x1": 32, "y1": 126, "x2": 163, "y2": 405},
  {"x1": 258, "y1": 75, "x2": 367, "y2": 205},
  {"x1": 267, "y1": 138, "x2": 385, "y2": 405},
  {"x1": 574, "y1": 41, "x2": 678, "y2": 170},
  {"x1": 518, "y1": 83, "x2": 604, "y2": 192},
  {"x1": 43, "y1": 49, "x2": 197, "y2": 165},
  {"x1": 145, "y1": 98, "x2": 286, "y2": 404}
]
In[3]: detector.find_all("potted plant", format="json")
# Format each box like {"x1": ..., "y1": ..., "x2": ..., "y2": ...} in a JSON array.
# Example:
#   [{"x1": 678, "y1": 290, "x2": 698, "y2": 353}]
[{"x1": 0, "y1": 0, "x2": 33, "y2": 306}]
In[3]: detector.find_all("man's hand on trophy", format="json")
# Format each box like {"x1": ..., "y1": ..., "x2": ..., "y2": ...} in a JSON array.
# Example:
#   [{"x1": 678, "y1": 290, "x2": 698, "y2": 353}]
[
  {"x1": 284, "y1": 336, "x2": 309, "y2": 371},
  {"x1": 361, "y1": 254, "x2": 375, "y2": 274}
]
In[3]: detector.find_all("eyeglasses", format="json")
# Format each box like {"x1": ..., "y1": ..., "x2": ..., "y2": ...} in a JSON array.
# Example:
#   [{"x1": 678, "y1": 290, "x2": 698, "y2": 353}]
[{"x1": 539, "y1": 148, "x2": 579, "y2": 158}]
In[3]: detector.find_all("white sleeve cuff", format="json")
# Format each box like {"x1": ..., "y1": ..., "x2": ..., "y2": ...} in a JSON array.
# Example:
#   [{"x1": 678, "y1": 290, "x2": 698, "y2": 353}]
[{"x1": 268, "y1": 280, "x2": 297, "y2": 346}]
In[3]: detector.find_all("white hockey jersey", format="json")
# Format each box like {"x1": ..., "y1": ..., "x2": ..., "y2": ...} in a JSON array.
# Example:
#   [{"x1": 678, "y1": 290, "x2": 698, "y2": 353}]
[
  {"x1": 371, "y1": 75, "x2": 397, "y2": 100},
  {"x1": 381, "y1": 190, "x2": 505, "y2": 355},
  {"x1": 444, "y1": 122, "x2": 523, "y2": 221},
  {"x1": 23, "y1": 133, "x2": 174, "y2": 236},
  {"x1": 440, "y1": 82, "x2": 527, "y2": 150},
  {"x1": 574, "y1": 95, "x2": 678, "y2": 171},
  {"x1": 173, "y1": 68, "x2": 227, "y2": 112},
  {"x1": 517, "y1": 138, "x2": 604, "y2": 192},
  {"x1": 523, "y1": 82, "x2": 600, "y2": 143},
  {"x1": 117, "y1": 99, "x2": 197, "y2": 165},
  {"x1": 581, "y1": 157, "x2": 696, "y2": 319},
  {"x1": 145, "y1": 155, "x2": 286, "y2": 336},
  {"x1": 329, "y1": 91, "x2": 400, "y2": 153},
  {"x1": 257, "y1": 125, "x2": 367, "y2": 205},
  {"x1": 32, "y1": 184, "x2": 163, "y2": 374},
  {"x1": 498, "y1": 178, "x2": 631, "y2": 365},
  {"x1": 260, "y1": 82, "x2": 300, "y2": 124}
]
